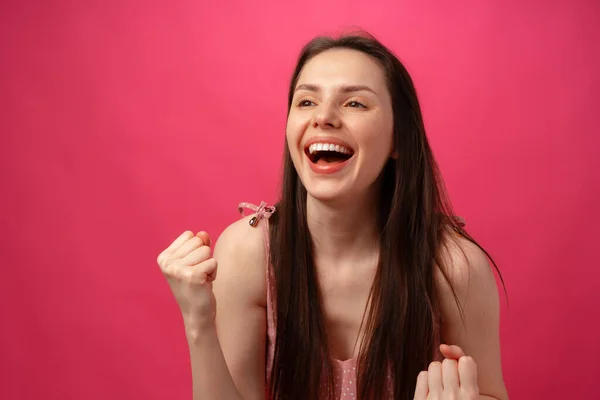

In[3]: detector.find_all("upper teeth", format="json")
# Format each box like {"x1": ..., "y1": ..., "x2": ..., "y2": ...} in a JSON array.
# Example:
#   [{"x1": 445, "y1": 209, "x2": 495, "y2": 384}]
[{"x1": 308, "y1": 143, "x2": 352, "y2": 154}]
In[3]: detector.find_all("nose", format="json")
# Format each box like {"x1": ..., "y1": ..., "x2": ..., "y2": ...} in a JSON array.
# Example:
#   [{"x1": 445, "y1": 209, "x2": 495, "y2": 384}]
[{"x1": 312, "y1": 103, "x2": 341, "y2": 129}]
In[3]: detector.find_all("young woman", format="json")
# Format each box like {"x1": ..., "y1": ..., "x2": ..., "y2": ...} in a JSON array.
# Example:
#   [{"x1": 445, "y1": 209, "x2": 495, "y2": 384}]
[{"x1": 157, "y1": 32, "x2": 508, "y2": 400}]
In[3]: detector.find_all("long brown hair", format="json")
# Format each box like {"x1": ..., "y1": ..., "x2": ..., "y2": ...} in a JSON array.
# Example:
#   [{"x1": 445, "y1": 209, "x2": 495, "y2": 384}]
[{"x1": 268, "y1": 32, "x2": 503, "y2": 400}]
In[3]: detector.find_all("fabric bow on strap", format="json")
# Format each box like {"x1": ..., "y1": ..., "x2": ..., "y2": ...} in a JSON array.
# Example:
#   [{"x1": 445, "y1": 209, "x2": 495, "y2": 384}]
[{"x1": 237, "y1": 201, "x2": 276, "y2": 227}]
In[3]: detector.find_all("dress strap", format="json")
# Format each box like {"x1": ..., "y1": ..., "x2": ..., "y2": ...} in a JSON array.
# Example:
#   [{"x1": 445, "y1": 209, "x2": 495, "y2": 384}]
[
  {"x1": 237, "y1": 201, "x2": 276, "y2": 227},
  {"x1": 238, "y1": 201, "x2": 277, "y2": 385}
]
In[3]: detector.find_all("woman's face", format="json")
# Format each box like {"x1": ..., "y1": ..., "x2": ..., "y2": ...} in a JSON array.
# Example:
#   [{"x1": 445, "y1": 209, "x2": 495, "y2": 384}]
[{"x1": 286, "y1": 48, "x2": 395, "y2": 203}]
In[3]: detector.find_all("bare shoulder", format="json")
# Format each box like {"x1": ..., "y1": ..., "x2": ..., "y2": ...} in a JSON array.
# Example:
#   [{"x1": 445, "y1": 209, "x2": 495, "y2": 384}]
[
  {"x1": 213, "y1": 215, "x2": 269, "y2": 307},
  {"x1": 213, "y1": 214, "x2": 267, "y2": 263},
  {"x1": 435, "y1": 229, "x2": 499, "y2": 307}
]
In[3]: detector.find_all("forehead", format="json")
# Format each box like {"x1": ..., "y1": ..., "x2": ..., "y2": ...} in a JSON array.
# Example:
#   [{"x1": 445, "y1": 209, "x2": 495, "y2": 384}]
[{"x1": 297, "y1": 48, "x2": 387, "y2": 90}]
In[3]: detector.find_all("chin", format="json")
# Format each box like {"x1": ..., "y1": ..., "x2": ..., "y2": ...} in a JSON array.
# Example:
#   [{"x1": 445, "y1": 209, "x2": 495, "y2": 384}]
[{"x1": 302, "y1": 179, "x2": 355, "y2": 204}]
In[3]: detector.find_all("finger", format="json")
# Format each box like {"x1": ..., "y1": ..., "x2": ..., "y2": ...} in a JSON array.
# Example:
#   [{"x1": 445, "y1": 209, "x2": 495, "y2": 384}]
[
  {"x1": 413, "y1": 371, "x2": 429, "y2": 400},
  {"x1": 181, "y1": 245, "x2": 211, "y2": 266},
  {"x1": 202, "y1": 258, "x2": 218, "y2": 282},
  {"x1": 440, "y1": 344, "x2": 466, "y2": 360},
  {"x1": 190, "y1": 258, "x2": 218, "y2": 283},
  {"x1": 172, "y1": 236, "x2": 203, "y2": 259},
  {"x1": 196, "y1": 231, "x2": 211, "y2": 247},
  {"x1": 427, "y1": 361, "x2": 443, "y2": 394},
  {"x1": 458, "y1": 356, "x2": 478, "y2": 390},
  {"x1": 166, "y1": 231, "x2": 195, "y2": 253},
  {"x1": 164, "y1": 257, "x2": 217, "y2": 284},
  {"x1": 157, "y1": 231, "x2": 194, "y2": 265},
  {"x1": 442, "y1": 358, "x2": 460, "y2": 390}
]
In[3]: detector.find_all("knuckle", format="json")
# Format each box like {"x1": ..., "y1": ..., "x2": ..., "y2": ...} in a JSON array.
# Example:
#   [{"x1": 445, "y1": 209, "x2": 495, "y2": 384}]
[
  {"x1": 158, "y1": 252, "x2": 173, "y2": 267},
  {"x1": 175, "y1": 264, "x2": 193, "y2": 280},
  {"x1": 166, "y1": 265, "x2": 178, "y2": 279},
  {"x1": 175, "y1": 269, "x2": 189, "y2": 282},
  {"x1": 190, "y1": 270, "x2": 207, "y2": 284},
  {"x1": 464, "y1": 388, "x2": 479, "y2": 399},
  {"x1": 459, "y1": 356, "x2": 476, "y2": 366},
  {"x1": 428, "y1": 361, "x2": 441, "y2": 372},
  {"x1": 179, "y1": 231, "x2": 194, "y2": 243},
  {"x1": 163, "y1": 259, "x2": 180, "y2": 277},
  {"x1": 442, "y1": 358, "x2": 457, "y2": 366},
  {"x1": 184, "y1": 267, "x2": 196, "y2": 282},
  {"x1": 448, "y1": 391, "x2": 461, "y2": 400}
]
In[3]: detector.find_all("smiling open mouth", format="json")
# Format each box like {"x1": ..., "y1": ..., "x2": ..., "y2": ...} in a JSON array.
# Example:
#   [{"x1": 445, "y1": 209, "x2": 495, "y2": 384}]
[{"x1": 305, "y1": 143, "x2": 354, "y2": 165}]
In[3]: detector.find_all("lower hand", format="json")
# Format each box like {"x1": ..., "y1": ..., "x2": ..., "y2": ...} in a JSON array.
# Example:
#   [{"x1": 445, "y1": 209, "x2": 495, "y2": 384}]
[{"x1": 413, "y1": 344, "x2": 479, "y2": 400}]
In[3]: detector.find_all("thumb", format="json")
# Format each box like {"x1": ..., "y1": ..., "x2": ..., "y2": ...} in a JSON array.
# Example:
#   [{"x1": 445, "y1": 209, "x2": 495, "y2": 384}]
[
  {"x1": 439, "y1": 344, "x2": 466, "y2": 360},
  {"x1": 196, "y1": 231, "x2": 211, "y2": 247}
]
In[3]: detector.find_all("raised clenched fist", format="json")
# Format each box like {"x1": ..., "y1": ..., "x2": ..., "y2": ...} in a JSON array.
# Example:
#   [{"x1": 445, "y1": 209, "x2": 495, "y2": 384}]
[{"x1": 157, "y1": 231, "x2": 218, "y2": 331}]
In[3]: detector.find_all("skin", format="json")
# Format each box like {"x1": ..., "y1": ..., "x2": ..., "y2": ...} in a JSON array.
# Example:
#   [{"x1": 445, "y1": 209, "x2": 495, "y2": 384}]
[{"x1": 159, "y1": 48, "x2": 508, "y2": 399}]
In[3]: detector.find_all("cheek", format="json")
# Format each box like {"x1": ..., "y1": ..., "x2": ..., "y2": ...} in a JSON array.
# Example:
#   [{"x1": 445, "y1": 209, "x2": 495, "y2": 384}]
[
  {"x1": 285, "y1": 125, "x2": 301, "y2": 165},
  {"x1": 285, "y1": 115, "x2": 304, "y2": 149},
  {"x1": 376, "y1": 118, "x2": 395, "y2": 157},
  {"x1": 362, "y1": 121, "x2": 394, "y2": 157}
]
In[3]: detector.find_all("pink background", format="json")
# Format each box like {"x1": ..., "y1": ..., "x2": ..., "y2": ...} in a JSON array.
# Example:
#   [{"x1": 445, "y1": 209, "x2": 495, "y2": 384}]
[{"x1": 1, "y1": 0, "x2": 599, "y2": 399}]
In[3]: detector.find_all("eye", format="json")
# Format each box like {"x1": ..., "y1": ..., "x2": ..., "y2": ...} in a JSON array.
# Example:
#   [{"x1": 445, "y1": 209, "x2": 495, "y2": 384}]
[
  {"x1": 346, "y1": 100, "x2": 366, "y2": 108},
  {"x1": 296, "y1": 99, "x2": 315, "y2": 107}
]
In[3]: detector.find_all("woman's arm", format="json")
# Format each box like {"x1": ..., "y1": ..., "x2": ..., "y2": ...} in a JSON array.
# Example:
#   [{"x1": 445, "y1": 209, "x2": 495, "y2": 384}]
[
  {"x1": 436, "y1": 234, "x2": 509, "y2": 400},
  {"x1": 186, "y1": 326, "x2": 247, "y2": 400},
  {"x1": 187, "y1": 216, "x2": 267, "y2": 400}
]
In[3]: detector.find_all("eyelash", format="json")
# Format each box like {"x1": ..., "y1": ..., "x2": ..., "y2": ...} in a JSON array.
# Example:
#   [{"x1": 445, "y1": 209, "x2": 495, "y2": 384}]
[
  {"x1": 346, "y1": 101, "x2": 366, "y2": 108},
  {"x1": 297, "y1": 99, "x2": 315, "y2": 107},
  {"x1": 295, "y1": 98, "x2": 367, "y2": 108}
]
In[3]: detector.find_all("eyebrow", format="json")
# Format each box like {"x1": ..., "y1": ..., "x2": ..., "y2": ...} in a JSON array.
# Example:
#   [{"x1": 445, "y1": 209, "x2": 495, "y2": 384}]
[{"x1": 294, "y1": 83, "x2": 377, "y2": 95}]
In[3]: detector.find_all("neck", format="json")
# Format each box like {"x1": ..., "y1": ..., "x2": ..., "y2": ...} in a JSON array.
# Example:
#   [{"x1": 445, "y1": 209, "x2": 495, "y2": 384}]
[{"x1": 306, "y1": 191, "x2": 380, "y2": 265}]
